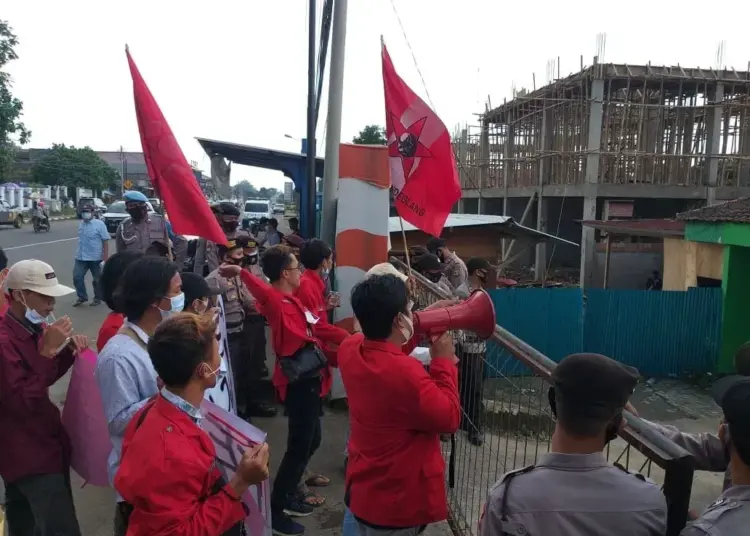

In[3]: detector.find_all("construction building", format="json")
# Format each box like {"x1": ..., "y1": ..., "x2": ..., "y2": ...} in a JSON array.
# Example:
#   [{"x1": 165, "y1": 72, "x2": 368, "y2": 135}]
[{"x1": 454, "y1": 60, "x2": 750, "y2": 287}]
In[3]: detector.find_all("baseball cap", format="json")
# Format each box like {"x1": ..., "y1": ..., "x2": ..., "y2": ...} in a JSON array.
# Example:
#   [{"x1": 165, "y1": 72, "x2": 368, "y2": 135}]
[
  {"x1": 180, "y1": 272, "x2": 221, "y2": 305},
  {"x1": 5, "y1": 259, "x2": 75, "y2": 297},
  {"x1": 366, "y1": 262, "x2": 408, "y2": 282},
  {"x1": 712, "y1": 375, "x2": 750, "y2": 439},
  {"x1": 552, "y1": 353, "x2": 639, "y2": 412}
]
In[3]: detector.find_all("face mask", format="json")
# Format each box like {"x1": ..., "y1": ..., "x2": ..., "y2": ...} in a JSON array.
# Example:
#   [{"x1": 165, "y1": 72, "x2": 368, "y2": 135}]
[
  {"x1": 322, "y1": 267, "x2": 330, "y2": 278},
  {"x1": 398, "y1": 312, "x2": 414, "y2": 342},
  {"x1": 242, "y1": 254, "x2": 259, "y2": 266},
  {"x1": 222, "y1": 221, "x2": 239, "y2": 233},
  {"x1": 426, "y1": 272, "x2": 443, "y2": 283},
  {"x1": 127, "y1": 206, "x2": 147, "y2": 221},
  {"x1": 17, "y1": 292, "x2": 53, "y2": 325},
  {"x1": 202, "y1": 362, "x2": 222, "y2": 386},
  {"x1": 158, "y1": 292, "x2": 185, "y2": 319},
  {"x1": 226, "y1": 256, "x2": 243, "y2": 266},
  {"x1": 82, "y1": 212, "x2": 92, "y2": 221}
]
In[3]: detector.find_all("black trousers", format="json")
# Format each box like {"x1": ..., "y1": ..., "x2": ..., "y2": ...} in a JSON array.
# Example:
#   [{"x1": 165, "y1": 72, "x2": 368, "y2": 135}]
[
  {"x1": 270, "y1": 377, "x2": 322, "y2": 514},
  {"x1": 459, "y1": 350, "x2": 485, "y2": 433},
  {"x1": 5, "y1": 471, "x2": 81, "y2": 536},
  {"x1": 228, "y1": 331, "x2": 248, "y2": 412}
]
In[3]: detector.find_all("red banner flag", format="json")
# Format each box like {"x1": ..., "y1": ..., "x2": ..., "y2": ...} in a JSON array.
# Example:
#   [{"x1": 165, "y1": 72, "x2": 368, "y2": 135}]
[
  {"x1": 126, "y1": 47, "x2": 225, "y2": 244},
  {"x1": 381, "y1": 41, "x2": 461, "y2": 237}
]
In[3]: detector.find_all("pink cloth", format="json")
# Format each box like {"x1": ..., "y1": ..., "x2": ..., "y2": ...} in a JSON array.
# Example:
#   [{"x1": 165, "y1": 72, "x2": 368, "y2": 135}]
[{"x1": 61, "y1": 349, "x2": 111, "y2": 487}]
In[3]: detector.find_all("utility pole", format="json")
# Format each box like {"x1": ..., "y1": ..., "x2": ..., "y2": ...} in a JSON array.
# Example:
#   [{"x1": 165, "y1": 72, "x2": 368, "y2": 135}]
[
  {"x1": 119, "y1": 145, "x2": 125, "y2": 195},
  {"x1": 305, "y1": 0, "x2": 317, "y2": 238},
  {"x1": 320, "y1": 0, "x2": 348, "y2": 246}
]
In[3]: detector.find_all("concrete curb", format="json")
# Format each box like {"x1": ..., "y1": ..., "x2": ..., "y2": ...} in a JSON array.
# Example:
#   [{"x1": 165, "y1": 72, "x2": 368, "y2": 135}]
[{"x1": 50, "y1": 215, "x2": 76, "y2": 221}]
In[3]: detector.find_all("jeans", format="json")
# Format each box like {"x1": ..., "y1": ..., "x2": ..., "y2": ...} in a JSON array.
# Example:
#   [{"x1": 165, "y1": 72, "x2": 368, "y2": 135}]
[
  {"x1": 271, "y1": 377, "x2": 322, "y2": 514},
  {"x1": 5, "y1": 472, "x2": 81, "y2": 536},
  {"x1": 343, "y1": 507, "x2": 358, "y2": 536},
  {"x1": 73, "y1": 259, "x2": 102, "y2": 301}
]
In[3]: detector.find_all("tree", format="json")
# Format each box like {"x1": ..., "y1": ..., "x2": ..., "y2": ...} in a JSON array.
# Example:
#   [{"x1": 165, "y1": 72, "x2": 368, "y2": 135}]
[
  {"x1": 231, "y1": 179, "x2": 258, "y2": 200},
  {"x1": 0, "y1": 20, "x2": 31, "y2": 180},
  {"x1": 353, "y1": 124, "x2": 386, "y2": 145},
  {"x1": 258, "y1": 187, "x2": 278, "y2": 199},
  {"x1": 32, "y1": 144, "x2": 121, "y2": 192}
]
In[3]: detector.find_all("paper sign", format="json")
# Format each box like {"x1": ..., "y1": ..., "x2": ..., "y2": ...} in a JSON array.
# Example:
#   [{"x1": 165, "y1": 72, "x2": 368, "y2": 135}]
[
  {"x1": 61, "y1": 348, "x2": 111, "y2": 487},
  {"x1": 204, "y1": 295, "x2": 237, "y2": 413},
  {"x1": 201, "y1": 399, "x2": 271, "y2": 536}
]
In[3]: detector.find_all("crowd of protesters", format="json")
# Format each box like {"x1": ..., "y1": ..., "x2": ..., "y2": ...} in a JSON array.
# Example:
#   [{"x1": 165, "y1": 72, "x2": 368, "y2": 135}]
[{"x1": 1, "y1": 200, "x2": 749, "y2": 536}]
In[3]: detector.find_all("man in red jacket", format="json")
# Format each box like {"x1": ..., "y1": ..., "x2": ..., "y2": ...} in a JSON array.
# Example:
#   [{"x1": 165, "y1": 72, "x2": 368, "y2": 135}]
[
  {"x1": 219, "y1": 245, "x2": 348, "y2": 536},
  {"x1": 339, "y1": 272, "x2": 461, "y2": 534}
]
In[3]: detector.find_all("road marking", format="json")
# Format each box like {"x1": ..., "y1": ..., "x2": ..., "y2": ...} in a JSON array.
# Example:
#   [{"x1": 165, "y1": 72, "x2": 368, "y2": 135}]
[{"x1": 3, "y1": 237, "x2": 78, "y2": 251}]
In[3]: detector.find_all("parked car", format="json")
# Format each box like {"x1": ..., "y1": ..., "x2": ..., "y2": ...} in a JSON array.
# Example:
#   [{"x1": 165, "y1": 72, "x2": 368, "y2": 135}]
[
  {"x1": 77, "y1": 197, "x2": 107, "y2": 218},
  {"x1": 103, "y1": 200, "x2": 155, "y2": 234},
  {"x1": 148, "y1": 197, "x2": 163, "y2": 214},
  {"x1": 0, "y1": 200, "x2": 25, "y2": 228}
]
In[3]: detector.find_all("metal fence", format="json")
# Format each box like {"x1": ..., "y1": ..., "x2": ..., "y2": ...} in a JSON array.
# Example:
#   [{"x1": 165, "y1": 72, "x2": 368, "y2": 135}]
[{"x1": 390, "y1": 258, "x2": 695, "y2": 536}]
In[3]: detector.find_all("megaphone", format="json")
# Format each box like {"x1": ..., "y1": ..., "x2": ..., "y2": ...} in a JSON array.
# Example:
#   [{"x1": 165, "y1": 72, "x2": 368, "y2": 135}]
[{"x1": 413, "y1": 289, "x2": 496, "y2": 340}]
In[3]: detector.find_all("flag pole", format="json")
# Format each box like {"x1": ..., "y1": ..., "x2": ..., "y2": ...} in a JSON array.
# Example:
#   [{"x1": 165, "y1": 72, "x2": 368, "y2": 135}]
[{"x1": 399, "y1": 216, "x2": 412, "y2": 276}]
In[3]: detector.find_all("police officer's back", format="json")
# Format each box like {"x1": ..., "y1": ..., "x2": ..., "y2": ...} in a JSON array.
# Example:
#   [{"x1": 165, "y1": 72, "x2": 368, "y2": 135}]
[
  {"x1": 681, "y1": 376, "x2": 750, "y2": 535},
  {"x1": 115, "y1": 191, "x2": 186, "y2": 265},
  {"x1": 480, "y1": 353, "x2": 667, "y2": 536}
]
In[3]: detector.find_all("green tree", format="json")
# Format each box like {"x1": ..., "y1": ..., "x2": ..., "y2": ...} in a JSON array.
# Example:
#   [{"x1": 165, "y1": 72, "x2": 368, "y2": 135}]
[
  {"x1": 32, "y1": 144, "x2": 120, "y2": 191},
  {"x1": 231, "y1": 179, "x2": 259, "y2": 199},
  {"x1": 352, "y1": 124, "x2": 387, "y2": 145},
  {"x1": 258, "y1": 187, "x2": 278, "y2": 199},
  {"x1": 0, "y1": 20, "x2": 31, "y2": 180}
]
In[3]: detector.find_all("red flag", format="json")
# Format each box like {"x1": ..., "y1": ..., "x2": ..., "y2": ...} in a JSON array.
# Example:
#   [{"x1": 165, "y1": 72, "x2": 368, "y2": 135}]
[
  {"x1": 381, "y1": 42, "x2": 461, "y2": 237},
  {"x1": 126, "y1": 47, "x2": 225, "y2": 244}
]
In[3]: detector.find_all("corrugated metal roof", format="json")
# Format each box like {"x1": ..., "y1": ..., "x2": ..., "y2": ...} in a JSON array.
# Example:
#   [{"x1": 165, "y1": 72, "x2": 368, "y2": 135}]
[
  {"x1": 390, "y1": 214, "x2": 578, "y2": 247},
  {"x1": 677, "y1": 197, "x2": 750, "y2": 223},
  {"x1": 580, "y1": 219, "x2": 685, "y2": 238}
]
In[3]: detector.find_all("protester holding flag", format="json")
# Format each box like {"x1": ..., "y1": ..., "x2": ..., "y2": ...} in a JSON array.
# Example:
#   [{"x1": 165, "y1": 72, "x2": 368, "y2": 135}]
[
  {"x1": 115, "y1": 312, "x2": 270, "y2": 535},
  {"x1": 382, "y1": 40, "x2": 461, "y2": 238},
  {"x1": 219, "y1": 245, "x2": 349, "y2": 536}
]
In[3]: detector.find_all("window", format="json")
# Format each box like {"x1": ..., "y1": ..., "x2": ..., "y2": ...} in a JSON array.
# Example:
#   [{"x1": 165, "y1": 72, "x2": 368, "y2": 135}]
[
  {"x1": 108, "y1": 201, "x2": 127, "y2": 213},
  {"x1": 245, "y1": 202, "x2": 268, "y2": 213}
]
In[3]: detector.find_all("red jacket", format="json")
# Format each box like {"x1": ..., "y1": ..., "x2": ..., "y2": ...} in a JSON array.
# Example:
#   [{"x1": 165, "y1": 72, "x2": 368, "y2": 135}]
[
  {"x1": 339, "y1": 334, "x2": 460, "y2": 527},
  {"x1": 0, "y1": 311, "x2": 76, "y2": 483},
  {"x1": 97, "y1": 312, "x2": 124, "y2": 351},
  {"x1": 239, "y1": 270, "x2": 348, "y2": 400},
  {"x1": 115, "y1": 395, "x2": 245, "y2": 535},
  {"x1": 294, "y1": 269, "x2": 350, "y2": 397}
]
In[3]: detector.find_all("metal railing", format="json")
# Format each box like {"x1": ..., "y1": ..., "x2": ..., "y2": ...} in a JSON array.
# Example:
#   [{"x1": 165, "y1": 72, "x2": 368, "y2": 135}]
[{"x1": 390, "y1": 257, "x2": 695, "y2": 536}]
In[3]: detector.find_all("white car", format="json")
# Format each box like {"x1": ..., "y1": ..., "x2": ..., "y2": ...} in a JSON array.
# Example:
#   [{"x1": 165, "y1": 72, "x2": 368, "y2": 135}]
[
  {"x1": 243, "y1": 200, "x2": 272, "y2": 226},
  {"x1": 103, "y1": 200, "x2": 155, "y2": 235}
]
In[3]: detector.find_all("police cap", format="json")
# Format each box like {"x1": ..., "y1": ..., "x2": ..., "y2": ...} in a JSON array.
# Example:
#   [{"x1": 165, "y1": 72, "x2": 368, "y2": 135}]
[
  {"x1": 552, "y1": 353, "x2": 639, "y2": 411},
  {"x1": 712, "y1": 375, "x2": 750, "y2": 443},
  {"x1": 218, "y1": 202, "x2": 240, "y2": 217},
  {"x1": 216, "y1": 239, "x2": 243, "y2": 258}
]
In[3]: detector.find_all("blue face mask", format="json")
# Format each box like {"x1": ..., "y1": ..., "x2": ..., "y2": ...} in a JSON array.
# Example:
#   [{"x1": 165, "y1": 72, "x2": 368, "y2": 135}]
[
  {"x1": 159, "y1": 292, "x2": 185, "y2": 319},
  {"x1": 18, "y1": 293, "x2": 53, "y2": 325}
]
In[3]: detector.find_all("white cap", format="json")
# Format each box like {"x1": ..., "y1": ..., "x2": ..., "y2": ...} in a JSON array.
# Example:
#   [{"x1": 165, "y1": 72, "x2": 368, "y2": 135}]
[
  {"x1": 5, "y1": 259, "x2": 75, "y2": 297},
  {"x1": 365, "y1": 262, "x2": 408, "y2": 282}
]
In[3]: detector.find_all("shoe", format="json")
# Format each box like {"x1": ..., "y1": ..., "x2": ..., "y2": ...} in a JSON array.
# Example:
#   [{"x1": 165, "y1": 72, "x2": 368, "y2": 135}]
[
  {"x1": 73, "y1": 298, "x2": 86, "y2": 307},
  {"x1": 90, "y1": 299, "x2": 102, "y2": 306},
  {"x1": 246, "y1": 402, "x2": 278, "y2": 418},
  {"x1": 440, "y1": 434, "x2": 450, "y2": 443},
  {"x1": 468, "y1": 430, "x2": 484, "y2": 446},
  {"x1": 283, "y1": 497, "x2": 314, "y2": 517},
  {"x1": 272, "y1": 513, "x2": 305, "y2": 536}
]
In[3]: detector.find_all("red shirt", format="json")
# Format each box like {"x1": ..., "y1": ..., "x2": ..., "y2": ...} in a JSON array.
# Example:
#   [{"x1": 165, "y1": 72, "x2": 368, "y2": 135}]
[
  {"x1": 0, "y1": 311, "x2": 76, "y2": 483},
  {"x1": 97, "y1": 312, "x2": 124, "y2": 351},
  {"x1": 239, "y1": 270, "x2": 348, "y2": 400},
  {"x1": 294, "y1": 270, "x2": 351, "y2": 397},
  {"x1": 339, "y1": 334, "x2": 460, "y2": 527},
  {"x1": 115, "y1": 395, "x2": 245, "y2": 535}
]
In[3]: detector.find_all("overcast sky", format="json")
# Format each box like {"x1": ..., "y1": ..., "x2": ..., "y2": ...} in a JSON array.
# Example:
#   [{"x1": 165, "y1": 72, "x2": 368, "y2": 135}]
[{"x1": 4, "y1": 0, "x2": 749, "y2": 189}]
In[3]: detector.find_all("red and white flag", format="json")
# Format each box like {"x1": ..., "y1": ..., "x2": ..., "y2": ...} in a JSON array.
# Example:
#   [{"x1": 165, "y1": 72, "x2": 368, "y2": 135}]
[
  {"x1": 381, "y1": 41, "x2": 461, "y2": 237},
  {"x1": 126, "y1": 47, "x2": 226, "y2": 244}
]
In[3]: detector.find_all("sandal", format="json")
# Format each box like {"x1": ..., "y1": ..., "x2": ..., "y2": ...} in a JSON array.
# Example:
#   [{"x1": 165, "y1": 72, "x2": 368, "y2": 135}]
[
  {"x1": 302, "y1": 490, "x2": 326, "y2": 507},
  {"x1": 304, "y1": 473, "x2": 331, "y2": 487}
]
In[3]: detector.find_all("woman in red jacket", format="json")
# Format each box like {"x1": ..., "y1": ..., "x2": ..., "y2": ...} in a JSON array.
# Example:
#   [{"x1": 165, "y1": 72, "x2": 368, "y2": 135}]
[
  {"x1": 114, "y1": 313, "x2": 270, "y2": 535},
  {"x1": 219, "y1": 245, "x2": 349, "y2": 536}
]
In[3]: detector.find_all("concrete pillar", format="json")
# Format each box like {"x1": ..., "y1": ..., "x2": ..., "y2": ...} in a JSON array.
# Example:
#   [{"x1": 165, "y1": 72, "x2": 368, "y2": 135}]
[
  {"x1": 477, "y1": 197, "x2": 485, "y2": 215},
  {"x1": 45, "y1": 186, "x2": 51, "y2": 199},
  {"x1": 535, "y1": 197, "x2": 549, "y2": 279},
  {"x1": 704, "y1": 83, "x2": 725, "y2": 205},
  {"x1": 479, "y1": 121, "x2": 490, "y2": 191},
  {"x1": 536, "y1": 107, "x2": 554, "y2": 280},
  {"x1": 457, "y1": 129, "x2": 468, "y2": 189},
  {"x1": 580, "y1": 78, "x2": 604, "y2": 288},
  {"x1": 0, "y1": 186, "x2": 4, "y2": 202}
]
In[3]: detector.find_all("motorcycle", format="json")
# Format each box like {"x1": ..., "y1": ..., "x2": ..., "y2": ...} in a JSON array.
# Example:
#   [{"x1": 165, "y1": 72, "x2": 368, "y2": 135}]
[{"x1": 32, "y1": 215, "x2": 51, "y2": 233}]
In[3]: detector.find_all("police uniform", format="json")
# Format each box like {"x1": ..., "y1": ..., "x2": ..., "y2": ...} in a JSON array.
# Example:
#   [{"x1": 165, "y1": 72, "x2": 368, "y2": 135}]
[
  {"x1": 680, "y1": 375, "x2": 750, "y2": 535},
  {"x1": 115, "y1": 191, "x2": 186, "y2": 265},
  {"x1": 480, "y1": 354, "x2": 667, "y2": 536},
  {"x1": 193, "y1": 202, "x2": 253, "y2": 275}
]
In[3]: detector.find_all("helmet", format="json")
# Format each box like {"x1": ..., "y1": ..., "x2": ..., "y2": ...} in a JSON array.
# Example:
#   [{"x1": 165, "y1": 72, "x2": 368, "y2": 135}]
[
  {"x1": 123, "y1": 190, "x2": 148, "y2": 203},
  {"x1": 38, "y1": 201, "x2": 45, "y2": 207}
]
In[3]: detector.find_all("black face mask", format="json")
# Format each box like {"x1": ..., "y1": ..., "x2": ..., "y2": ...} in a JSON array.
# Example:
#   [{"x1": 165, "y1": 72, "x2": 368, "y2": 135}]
[
  {"x1": 242, "y1": 254, "x2": 259, "y2": 266},
  {"x1": 127, "y1": 206, "x2": 147, "y2": 221},
  {"x1": 225, "y1": 256, "x2": 243, "y2": 266},
  {"x1": 222, "y1": 221, "x2": 239, "y2": 233},
  {"x1": 426, "y1": 272, "x2": 443, "y2": 283}
]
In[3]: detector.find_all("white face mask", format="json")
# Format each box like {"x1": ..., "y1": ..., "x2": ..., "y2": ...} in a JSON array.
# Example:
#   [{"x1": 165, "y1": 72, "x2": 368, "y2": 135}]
[
  {"x1": 82, "y1": 212, "x2": 93, "y2": 221},
  {"x1": 202, "y1": 362, "x2": 222, "y2": 387},
  {"x1": 17, "y1": 292, "x2": 54, "y2": 325},
  {"x1": 158, "y1": 292, "x2": 185, "y2": 319}
]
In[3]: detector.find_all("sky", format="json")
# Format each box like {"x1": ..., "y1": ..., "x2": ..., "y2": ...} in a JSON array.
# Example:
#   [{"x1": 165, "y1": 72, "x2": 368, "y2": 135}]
[{"x1": 4, "y1": 0, "x2": 750, "y2": 190}]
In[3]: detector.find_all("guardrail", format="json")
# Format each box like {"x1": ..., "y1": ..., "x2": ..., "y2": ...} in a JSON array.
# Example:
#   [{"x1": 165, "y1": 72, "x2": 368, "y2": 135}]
[{"x1": 389, "y1": 257, "x2": 695, "y2": 536}]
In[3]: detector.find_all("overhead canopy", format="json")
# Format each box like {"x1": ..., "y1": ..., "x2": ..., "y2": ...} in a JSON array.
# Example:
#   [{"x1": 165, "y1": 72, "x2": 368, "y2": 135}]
[
  {"x1": 391, "y1": 214, "x2": 579, "y2": 247},
  {"x1": 580, "y1": 218, "x2": 685, "y2": 238},
  {"x1": 196, "y1": 137, "x2": 325, "y2": 181}
]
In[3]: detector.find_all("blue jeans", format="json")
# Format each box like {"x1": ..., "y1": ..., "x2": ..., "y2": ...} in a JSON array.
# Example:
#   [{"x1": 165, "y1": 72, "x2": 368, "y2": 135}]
[
  {"x1": 73, "y1": 260, "x2": 102, "y2": 301},
  {"x1": 342, "y1": 507, "x2": 358, "y2": 536}
]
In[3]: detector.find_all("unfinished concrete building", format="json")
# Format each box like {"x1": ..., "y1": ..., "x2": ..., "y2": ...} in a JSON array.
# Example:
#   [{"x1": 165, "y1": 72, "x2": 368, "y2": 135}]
[{"x1": 455, "y1": 61, "x2": 750, "y2": 287}]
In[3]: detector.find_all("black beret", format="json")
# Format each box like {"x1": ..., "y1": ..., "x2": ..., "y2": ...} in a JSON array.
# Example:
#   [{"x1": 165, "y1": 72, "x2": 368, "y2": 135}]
[
  {"x1": 218, "y1": 202, "x2": 240, "y2": 217},
  {"x1": 552, "y1": 353, "x2": 639, "y2": 411},
  {"x1": 416, "y1": 253, "x2": 442, "y2": 272}
]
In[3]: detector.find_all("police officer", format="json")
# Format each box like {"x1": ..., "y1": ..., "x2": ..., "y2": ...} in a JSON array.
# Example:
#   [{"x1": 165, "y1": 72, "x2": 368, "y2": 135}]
[
  {"x1": 680, "y1": 376, "x2": 750, "y2": 535},
  {"x1": 480, "y1": 353, "x2": 667, "y2": 536},
  {"x1": 194, "y1": 201, "x2": 252, "y2": 275},
  {"x1": 115, "y1": 191, "x2": 186, "y2": 266}
]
